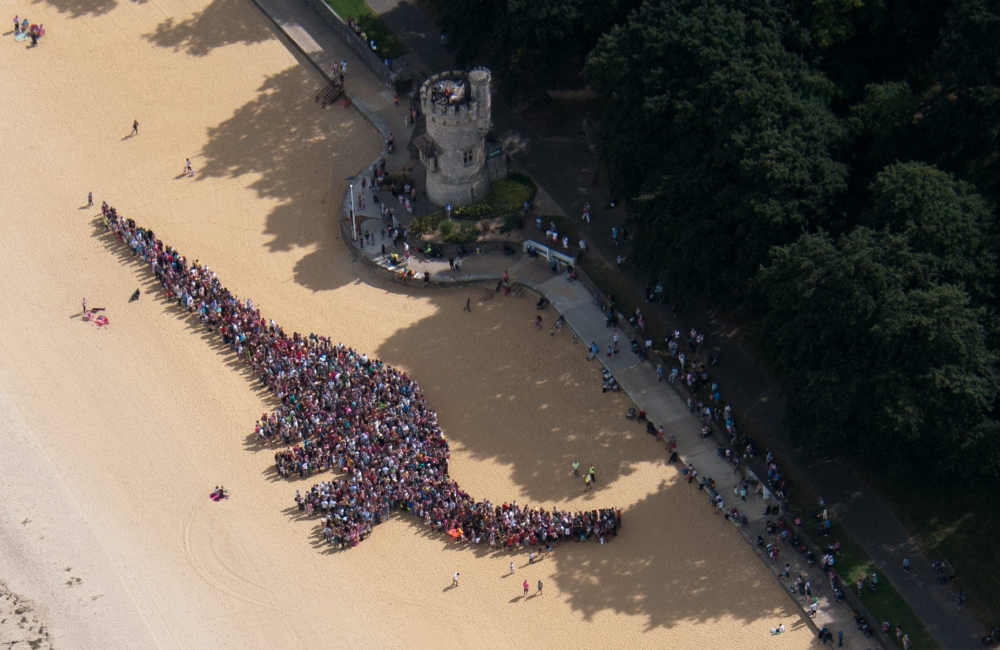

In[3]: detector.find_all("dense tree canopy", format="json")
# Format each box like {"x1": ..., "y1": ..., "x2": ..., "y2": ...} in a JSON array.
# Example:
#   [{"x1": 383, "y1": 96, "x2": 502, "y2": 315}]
[
  {"x1": 433, "y1": 0, "x2": 642, "y2": 100},
  {"x1": 865, "y1": 162, "x2": 996, "y2": 299},
  {"x1": 435, "y1": 0, "x2": 1000, "y2": 476},
  {"x1": 754, "y1": 228, "x2": 1000, "y2": 473},
  {"x1": 586, "y1": 0, "x2": 848, "y2": 297}
]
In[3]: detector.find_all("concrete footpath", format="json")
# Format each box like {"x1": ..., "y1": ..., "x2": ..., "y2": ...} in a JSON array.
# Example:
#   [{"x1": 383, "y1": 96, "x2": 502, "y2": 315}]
[
  {"x1": 512, "y1": 261, "x2": 867, "y2": 648},
  {"x1": 353, "y1": 1, "x2": 987, "y2": 647},
  {"x1": 249, "y1": 0, "x2": 878, "y2": 645}
]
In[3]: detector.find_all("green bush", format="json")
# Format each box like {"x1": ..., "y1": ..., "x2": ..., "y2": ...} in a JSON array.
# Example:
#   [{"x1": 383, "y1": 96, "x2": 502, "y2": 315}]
[
  {"x1": 489, "y1": 173, "x2": 536, "y2": 212},
  {"x1": 453, "y1": 202, "x2": 494, "y2": 219},
  {"x1": 444, "y1": 223, "x2": 480, "y2": 244},
  {"x1": 438, "y1": 219, "x2": 454, "y2": 237},
  {"x1": 453, "y1": 173, "x2": 536, "y2": 220},
  {"x1": 409, "y1": 213, "x2": 444, "y2": 236}
]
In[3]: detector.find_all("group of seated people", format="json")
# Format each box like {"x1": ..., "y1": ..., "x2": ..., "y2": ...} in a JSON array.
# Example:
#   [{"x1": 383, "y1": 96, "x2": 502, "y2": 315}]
[
  {"x1": 104, "y1": 207, "x2": 622, "y2": 550},
  {"x1": 429, "y1": 81, "x2": 465, "y2": 105}
]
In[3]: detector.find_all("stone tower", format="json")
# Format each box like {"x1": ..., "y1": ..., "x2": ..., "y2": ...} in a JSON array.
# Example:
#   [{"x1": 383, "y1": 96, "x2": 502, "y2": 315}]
[{"x1": 417, "y1": 68, "x2": 493, "y2": 207}]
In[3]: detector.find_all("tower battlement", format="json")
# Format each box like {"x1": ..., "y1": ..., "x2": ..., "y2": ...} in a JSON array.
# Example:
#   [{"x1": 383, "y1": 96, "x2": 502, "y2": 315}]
[{"x1": 417, "y1": 68, "x2": 496, "y2": 206}]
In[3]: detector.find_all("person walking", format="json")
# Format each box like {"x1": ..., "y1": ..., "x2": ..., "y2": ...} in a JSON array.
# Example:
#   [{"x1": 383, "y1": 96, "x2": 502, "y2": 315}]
[
  {"x1": 809, "y1": 601, "x2": 819, "y2": 618},
  {"x1": 452, "y1": 572, "x2": 459, "y2": 587},
  {"x1": 132, "y1": 120, "x2": 139, "y2": 136},
  {"x1": 902, "y1": 557, "x2": 910, "y2": 572},
  {"x1": 588, "y1": 465, "x2": 596, "y2": 484},
  {"x1": 572, "y1": 461, "x2": 580, "y2": 477},
  {"x1": 464, "y1": 298, "x2": 471, "y2": 312},
  {"x1": 537, "y1": 580, "x2": 543, "y2": 595},
  {"x1": 837, "y1": 629, "x2": 843, "y2": 647},
  {"x1": 87, "y1": 191, "x2": 94, "y2": 207},
  {"x1": 522, "y1": 579, "x2": 530, "y2": 597},
  {"x1": 584, "y1": 474, "x2": 592, "y2": 491},
  {"x1": 184, "y1": 158, "x2": 194, "y2": 177}
]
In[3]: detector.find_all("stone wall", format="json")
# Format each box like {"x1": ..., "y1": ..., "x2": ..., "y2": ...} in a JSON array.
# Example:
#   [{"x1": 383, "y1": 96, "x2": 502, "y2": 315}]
[{"x1": 299, "y1": 0, "x2": 400, "y2": 90}]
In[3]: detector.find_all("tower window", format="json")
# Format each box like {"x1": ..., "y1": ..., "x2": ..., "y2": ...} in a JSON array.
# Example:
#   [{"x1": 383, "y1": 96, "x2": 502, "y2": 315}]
[{"x1": 463, "y1": 148, "x2": 474, "y2": 166}]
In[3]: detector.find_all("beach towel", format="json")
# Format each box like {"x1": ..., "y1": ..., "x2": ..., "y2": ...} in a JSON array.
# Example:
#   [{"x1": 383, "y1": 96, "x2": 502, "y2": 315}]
[{"x1": 15, "y1": 33, "x2": 27, "y2": 42}]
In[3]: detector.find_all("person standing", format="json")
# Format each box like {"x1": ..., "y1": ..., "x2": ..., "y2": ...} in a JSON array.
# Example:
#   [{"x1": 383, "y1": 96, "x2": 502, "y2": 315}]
[
  {"x1": 584, "y1": 474, "x2": 592, "y2": 491},
  {"x1": 185, "y1": 158, "x2": 194, "y2": 177},
  {"x1": 132, "y1": 120, "x2": 139, "y2": 136},
  {"x1": 837, "y1": 629, "x2": 843, "y2": 647},
  {"x1": 902, "y1": 557, "x2": 910, "y2": 572},
  {"x1": 572, "y1": 461, "x2": 580, "y2": 477},
  {"x1": 537, "y1": 580, "x2": 543, "y2": 595},
  {"x1": 588, "y1": 465, "x2": 596, "y2": 484},
  {"x1": 87, "y1": 191, "x2": 94, "y2": 207},
  {"x1": 452, "y1": 572, "x2": 459, "y2": 587},
  {"x1": 509, "y1": 562, "x2": 515, "y2": 576},
  {"x1": 14, "y1": 16, "x2": 20, "y2": 36},
  {"x1": 522, "y1": 580, "x2": 530, "y2": 597}
]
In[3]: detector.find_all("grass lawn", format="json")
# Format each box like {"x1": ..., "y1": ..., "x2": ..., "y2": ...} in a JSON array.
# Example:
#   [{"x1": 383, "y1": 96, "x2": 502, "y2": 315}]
[
  {"x1": 834, "y1": 535, "x2": 938, "y2": 648},
  {"x1": 871, "y1": 473, "x2": 1000, "y2": 631},
  {"x1": 324, "y1": 0, "x2": 408, "y2": 60}
]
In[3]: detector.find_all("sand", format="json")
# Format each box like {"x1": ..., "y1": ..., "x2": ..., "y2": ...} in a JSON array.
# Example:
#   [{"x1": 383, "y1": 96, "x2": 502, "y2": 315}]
[{"x1": 0, "y1": 0, "x2": 812, "y2": 647}]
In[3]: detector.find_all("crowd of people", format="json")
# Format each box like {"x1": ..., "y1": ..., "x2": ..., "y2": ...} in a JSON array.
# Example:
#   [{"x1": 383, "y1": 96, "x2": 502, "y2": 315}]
[
  {"x1": 12, "y1": 15, "x2": 45, "y2": 46},
  {"x1": 104, "y1": 208, "x2": 622, "y2": 550}
]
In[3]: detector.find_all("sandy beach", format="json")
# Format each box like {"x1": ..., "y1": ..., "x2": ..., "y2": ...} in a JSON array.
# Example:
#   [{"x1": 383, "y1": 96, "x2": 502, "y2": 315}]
[{"x1": 0, "y1": 0, "x2": 811, "y2": 647}]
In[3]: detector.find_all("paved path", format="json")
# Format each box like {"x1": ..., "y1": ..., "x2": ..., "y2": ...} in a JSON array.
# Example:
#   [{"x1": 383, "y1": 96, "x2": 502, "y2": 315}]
[
  {"x1": 250, "y1": 0, "x2": 983, "y2": 645},
  {"x1": 353, "y1": 2, "x2": 986, "y2": 646},
  {"x1": 512, "y1": 261, "x2": 866, "y2": 647}
]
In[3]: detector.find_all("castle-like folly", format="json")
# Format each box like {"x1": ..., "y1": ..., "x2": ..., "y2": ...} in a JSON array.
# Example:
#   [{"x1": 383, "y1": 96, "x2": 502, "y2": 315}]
[{"x1": 416, "y1": 68, "x2": 493, "y2": 207}]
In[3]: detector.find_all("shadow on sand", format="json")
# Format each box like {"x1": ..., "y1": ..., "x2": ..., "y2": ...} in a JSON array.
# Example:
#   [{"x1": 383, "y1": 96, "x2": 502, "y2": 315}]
[
  {"x1": 143, "y1": 0, "x2": 274, "y2": 56},
  {"x1": 32, "y1": 0, "x2": 118, "y2": 18}
]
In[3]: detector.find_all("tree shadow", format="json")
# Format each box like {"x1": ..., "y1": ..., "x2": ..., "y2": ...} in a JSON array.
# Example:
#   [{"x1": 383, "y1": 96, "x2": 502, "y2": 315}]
[
  {"x1": 143, "y1": 0, "x2": 274, "y2": 57},
  {"x1": 32, "y1": 0, "x2": 117, "y2": 19},
  {"x1": 360, "y1": 290, "x2": 808, "y2": 630},
  {"x1": 195, "y1": 63, "x2": 381, "y2": 292},
  {"x1": 374, "y1": 290, "x2": 661, "y2": 504}
]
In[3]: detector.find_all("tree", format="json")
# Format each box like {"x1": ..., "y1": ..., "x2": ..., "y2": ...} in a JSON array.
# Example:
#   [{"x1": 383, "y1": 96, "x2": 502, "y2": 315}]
[
  {"x1": 433, "y1": 0, "x2": 642, "y2": 101},
  {"x1": 865, "y1": 162, "x2": 996, "y2": 300},
  {"x1": 923, "y1": 0, "x2": 1000, "y2": 202},
  {"x1": 754, "y1": 227, "x2": 1000, "y2": 474},
  {"x1": 846, "y1": 82, "x2": 921, "y2": 185},
  {"x1": 586, "y1": 0, "x2": 847, "y2": 297}
]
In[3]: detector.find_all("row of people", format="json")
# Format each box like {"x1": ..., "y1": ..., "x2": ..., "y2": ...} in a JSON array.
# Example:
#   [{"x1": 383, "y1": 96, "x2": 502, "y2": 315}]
[{"x1": 104, "y1": 208, "x2": 621, "y2": 550}]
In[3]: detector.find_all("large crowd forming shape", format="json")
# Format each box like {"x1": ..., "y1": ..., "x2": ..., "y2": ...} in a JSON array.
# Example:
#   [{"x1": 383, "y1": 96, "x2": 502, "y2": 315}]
[{"x1": 104, "y1": 207, "x2": 623, "y2": 550}]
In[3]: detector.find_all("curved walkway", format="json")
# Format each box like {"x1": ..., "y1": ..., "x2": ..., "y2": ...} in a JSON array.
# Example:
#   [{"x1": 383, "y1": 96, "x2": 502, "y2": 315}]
[{"x1": 249, "y1": 0, "x2": 979, "y2": 645}]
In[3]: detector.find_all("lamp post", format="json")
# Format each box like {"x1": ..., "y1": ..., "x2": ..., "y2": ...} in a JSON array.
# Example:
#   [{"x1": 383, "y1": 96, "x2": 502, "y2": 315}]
[{"x1": 350, "y1": 182, "x2": 357, "y2": 241}]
